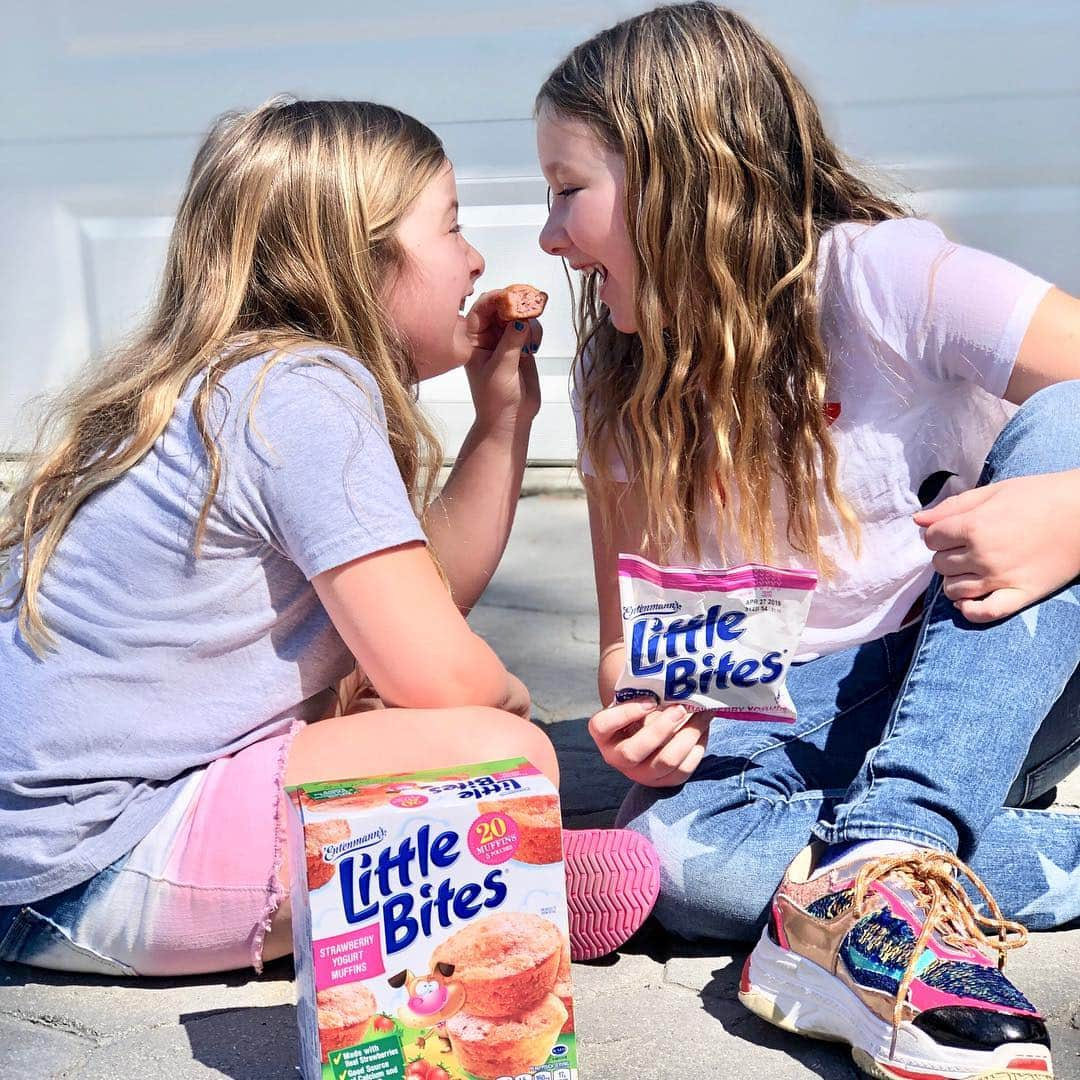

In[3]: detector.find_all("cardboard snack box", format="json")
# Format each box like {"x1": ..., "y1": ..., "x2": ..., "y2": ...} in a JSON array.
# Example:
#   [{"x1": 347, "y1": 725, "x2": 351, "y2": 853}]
[{"x1": 286, "y1": 758, "x2": 578, "y2": 1080}]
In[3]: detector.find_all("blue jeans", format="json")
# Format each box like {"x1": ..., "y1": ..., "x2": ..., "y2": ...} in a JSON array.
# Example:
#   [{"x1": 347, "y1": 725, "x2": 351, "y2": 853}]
[{"x1": 617, "y1": 381, "x2": 1080, "y2": 941}]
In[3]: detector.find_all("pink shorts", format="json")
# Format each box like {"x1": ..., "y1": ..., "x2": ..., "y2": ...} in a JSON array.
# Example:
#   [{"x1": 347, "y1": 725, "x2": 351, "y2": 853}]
[{"x1": 3, "y1": 724, "x2": 301, "y2": 977}]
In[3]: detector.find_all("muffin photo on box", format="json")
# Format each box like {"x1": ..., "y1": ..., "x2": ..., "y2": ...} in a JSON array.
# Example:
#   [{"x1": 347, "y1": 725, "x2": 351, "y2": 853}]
[
  {"x1": 304, "y1": 818, "x2": 350, "y2": 891},
  {"x1": 316, "y1": 984, "x2": 377, "y2": 1063},
  {"x1": 476, "y1": 794, "x2": 563, "y2": 865},
  {"x1": 431, "y1": 912, "x2": 562, "y2": 1018},
  {"x1": 446, "y1": 993, "x2": 568, "y2": 1079}
]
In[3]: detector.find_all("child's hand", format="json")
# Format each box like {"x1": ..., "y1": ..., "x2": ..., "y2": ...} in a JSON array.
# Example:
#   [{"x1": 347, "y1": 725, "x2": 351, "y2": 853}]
[
  {"x1": 463, "y1": 291, "x2": 542, "y2": 433},
  {"x1": 588, "y1": 700, "x2": 710, "y2": 787},
  {"x1": 914, "y1": 469, "x2": 1080, "y2": 622}
]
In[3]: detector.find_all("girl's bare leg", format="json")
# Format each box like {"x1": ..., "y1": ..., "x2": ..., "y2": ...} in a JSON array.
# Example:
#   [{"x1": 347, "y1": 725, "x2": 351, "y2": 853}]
[{"x1": 263, "y1": 706, "x2": 558, "y2": 962}]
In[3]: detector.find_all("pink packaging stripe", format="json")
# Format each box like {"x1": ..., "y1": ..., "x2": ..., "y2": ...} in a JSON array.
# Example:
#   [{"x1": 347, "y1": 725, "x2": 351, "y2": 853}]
[
  {"x1": 713, "y1": 708, "x2": 797, "y2": 724},
  {"x1": 618, "y1": 555, "x2": 817, "y2": 593}
]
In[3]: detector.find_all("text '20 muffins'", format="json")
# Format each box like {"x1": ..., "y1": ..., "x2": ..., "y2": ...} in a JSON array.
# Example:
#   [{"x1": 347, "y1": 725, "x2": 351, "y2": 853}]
[{"x1": 287, "y1": 759, "x2": 578, "y2": 1080}]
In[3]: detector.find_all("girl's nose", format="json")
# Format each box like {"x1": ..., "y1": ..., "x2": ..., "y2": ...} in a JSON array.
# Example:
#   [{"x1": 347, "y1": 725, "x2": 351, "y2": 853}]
[
  {"x1": 539, "y1": 213, "x2": 568, "y2": 257},
  {"x1": 467, "y1": 240, "x2": 485, "y2": 280}
]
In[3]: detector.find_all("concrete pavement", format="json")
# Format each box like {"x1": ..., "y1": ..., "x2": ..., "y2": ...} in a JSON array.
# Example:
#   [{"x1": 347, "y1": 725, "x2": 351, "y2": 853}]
[{"x1": 2, "y1": 492, "x2": 1079, "y2": 1078}]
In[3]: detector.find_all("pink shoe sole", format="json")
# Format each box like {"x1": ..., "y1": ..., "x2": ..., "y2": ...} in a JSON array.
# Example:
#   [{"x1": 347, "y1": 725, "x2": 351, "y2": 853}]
[{"x1": 563, "y1": 828, "x2": 661, "y2": 961}]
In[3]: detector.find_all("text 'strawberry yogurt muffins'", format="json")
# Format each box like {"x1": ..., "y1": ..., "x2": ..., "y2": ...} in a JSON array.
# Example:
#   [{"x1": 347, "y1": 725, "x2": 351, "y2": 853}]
[
  {"x1": 287, "y1": 759, "x2": 579, "y2": 1080},
  {"x1": 614, "y1": 553, "x2": 817, "y2": 723}
]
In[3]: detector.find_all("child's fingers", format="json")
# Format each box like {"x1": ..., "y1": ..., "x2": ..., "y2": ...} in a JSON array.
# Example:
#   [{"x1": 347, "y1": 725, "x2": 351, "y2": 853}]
[
  {"x1": 464, "y1": 290, "x2": 502, "y2": 330},
  {"x1": 468, "y1": 317, "x2": 534, "y2": 373},
  {"x1": 464, "y1": 291, "x2": 517, "y2": 353},
  {"x1": 588, "y1": 699, "x2": 655, "y2": 743},
  {"x1": 941, "y1": 573, "x2": 990, "y2": 602},
  {"x1": 651, "y1": 740, "x2": 707, "y2": 788},
  {"x1": 641, "y1": 715, "x2": 708, "y2": 781},
  {"x1": 921, "y1": 515, "x2": 972, "y2": 553},
  {"x1": 612, "y1": 705, "x2": 690, "y2": 768},
  {"x1": 525, "y1": 318, "x2": 543, "y2": 355},
  {"x1": 956, "y1": 588, "x2": 1027, "y2": 624},
  {"x1": 495, "y1": 317, "x2": 533, "y2": 357},
  {"x1": 913, "y1": 485, "x2": 992, "y2": 527},
  {"x1": 930, "y1": 547, "x2": 981, "y2": 577}
]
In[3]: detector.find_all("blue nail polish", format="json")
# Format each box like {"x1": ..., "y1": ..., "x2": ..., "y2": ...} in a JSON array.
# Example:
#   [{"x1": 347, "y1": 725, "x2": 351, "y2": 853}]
[{"x1": 514, "y1": 321, "x2": 525, "y2": 331}]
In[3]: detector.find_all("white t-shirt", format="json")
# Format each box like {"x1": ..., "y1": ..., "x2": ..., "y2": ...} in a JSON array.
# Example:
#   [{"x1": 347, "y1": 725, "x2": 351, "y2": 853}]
[{"x1": 575, "y1": 218, "x2": 1053, "y2": 660}]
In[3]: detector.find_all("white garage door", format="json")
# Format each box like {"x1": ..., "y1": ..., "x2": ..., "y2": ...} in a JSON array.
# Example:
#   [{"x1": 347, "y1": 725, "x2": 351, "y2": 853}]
[{"x1": 2, "y1": 1, "x2": 1077, "y2": 461}]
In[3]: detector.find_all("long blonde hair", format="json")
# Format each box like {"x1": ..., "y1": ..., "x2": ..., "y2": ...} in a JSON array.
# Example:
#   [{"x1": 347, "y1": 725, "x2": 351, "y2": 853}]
[
  {"x1": 538, "y1": 3, "x2": 907, "y2": 566},
  {"x1": 1, "y1": 97, "x2": 446, "y2": 651}
]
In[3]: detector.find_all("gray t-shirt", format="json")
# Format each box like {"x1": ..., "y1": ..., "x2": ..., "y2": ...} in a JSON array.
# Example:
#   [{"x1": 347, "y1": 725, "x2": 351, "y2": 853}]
[{"x1": 0, "y1": 348, "x2": 425, "y2": 904}]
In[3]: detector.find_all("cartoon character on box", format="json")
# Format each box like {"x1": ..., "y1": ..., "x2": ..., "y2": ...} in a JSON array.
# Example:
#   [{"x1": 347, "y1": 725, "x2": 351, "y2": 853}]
[{"x1": 388, "y1": 962, "x2": 466, "y2": 1054}]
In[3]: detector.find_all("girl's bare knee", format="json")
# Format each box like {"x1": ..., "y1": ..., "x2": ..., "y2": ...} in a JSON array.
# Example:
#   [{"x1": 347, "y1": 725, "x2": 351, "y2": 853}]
[
  {"x1": 518, "y1": 718, "x2": 559, "y2": 787},
  {"x1": 464, "y1": 707, "x2": 559, "y2": 787},
  {"x1": 264, "y1": 897, "x2": 293, "y2": 963}
]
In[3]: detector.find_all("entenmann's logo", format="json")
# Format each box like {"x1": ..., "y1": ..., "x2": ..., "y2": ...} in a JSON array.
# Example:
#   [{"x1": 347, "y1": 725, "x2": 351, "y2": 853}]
[
  {"x1": 322, "y1": 827, "x2": 388, "y2": 862},
  {"x1": 622, "y1": 600, "x2": 681, "y2": 620}
]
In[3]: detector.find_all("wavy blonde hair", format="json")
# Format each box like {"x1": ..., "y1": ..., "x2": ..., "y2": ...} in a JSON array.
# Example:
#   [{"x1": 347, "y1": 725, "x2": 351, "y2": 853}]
[
  {"x1": 538, "y1": 3, "x2": 907, "y2": 566},
  {"x1": 1, "y1": 97, "x2": 446, "y2": 652}
]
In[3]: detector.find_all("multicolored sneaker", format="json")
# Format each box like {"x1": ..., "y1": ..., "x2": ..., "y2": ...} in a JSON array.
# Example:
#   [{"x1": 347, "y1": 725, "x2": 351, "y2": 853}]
[
  {"x1": 563, "y1": 828, "x2": 661, "y2": 961},
  {"x1": 739, "y1": 845, "x2": 1052, "y2": 1079}
]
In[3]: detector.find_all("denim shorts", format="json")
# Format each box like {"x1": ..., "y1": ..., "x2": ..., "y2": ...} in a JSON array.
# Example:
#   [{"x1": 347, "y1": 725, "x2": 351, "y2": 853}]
[
  {"x1": 0, "y1": 724, "x2": 297, "y2": 976},
  {"x1": 0, "y1": 854, "x2": 139, "y2": 975}
]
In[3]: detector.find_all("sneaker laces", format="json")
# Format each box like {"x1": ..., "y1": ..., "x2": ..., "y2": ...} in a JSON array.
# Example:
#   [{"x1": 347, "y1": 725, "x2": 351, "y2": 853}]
[{"x1": 851, "y1": 849, "x2": 1028, "y2": 1058}]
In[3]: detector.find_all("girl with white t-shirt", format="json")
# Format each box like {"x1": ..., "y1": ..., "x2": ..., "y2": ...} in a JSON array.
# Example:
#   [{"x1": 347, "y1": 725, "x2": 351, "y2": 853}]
[{"x1": 536, "y1": 5, "x2": 1080, "y2": 1078}]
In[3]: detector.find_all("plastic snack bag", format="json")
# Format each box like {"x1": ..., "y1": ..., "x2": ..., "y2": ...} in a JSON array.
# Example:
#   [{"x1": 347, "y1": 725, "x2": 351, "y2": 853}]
[{"x1": 614, "y1": 553, "x2": 817, "y2": 723}]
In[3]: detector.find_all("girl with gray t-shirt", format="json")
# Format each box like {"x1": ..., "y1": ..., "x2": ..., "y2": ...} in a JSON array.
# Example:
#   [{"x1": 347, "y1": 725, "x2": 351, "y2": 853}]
[{"x1": 0, "y1": 98, "x2": 660, "y2": 977}]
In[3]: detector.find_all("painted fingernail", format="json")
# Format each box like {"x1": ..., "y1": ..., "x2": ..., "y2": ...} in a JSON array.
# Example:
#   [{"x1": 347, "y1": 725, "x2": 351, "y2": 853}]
[{"x1": 513, "y1": 320, "x2": 525, "y2": 331}]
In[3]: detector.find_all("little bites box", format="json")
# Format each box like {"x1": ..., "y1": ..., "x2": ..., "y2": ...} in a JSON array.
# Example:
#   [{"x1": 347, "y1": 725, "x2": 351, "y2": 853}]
[{"x1": 285, "y1": 759, "x2": 578, "y2": 1080}]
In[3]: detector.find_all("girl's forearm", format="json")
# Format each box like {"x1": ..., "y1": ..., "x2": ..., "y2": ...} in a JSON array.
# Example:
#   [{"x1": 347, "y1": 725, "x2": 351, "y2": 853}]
[
  {"x1": 598, "y1": 641, "x2": 626, "y2": 707},
  {"x1": 424, "y1": 416, "x2": 532, "y2": 614}
]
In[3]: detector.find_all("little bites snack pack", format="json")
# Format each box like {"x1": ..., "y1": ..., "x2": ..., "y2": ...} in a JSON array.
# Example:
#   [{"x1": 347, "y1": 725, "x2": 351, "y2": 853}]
[{"x1": 286, "y1": 759, "x2": 578, "y2": 1080}]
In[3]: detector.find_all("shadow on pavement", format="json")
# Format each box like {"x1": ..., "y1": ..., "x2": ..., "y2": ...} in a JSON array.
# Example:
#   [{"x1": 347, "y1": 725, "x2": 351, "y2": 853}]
[
  {"x1": 543, "y1": 715, "x2": 633, "y2": 825},
  {"x1": 595, "y1": 920, "x2": 862, "y2": 1080},
  {"x1": 182, "y1": 1002, "x2": 298, "y2": 1080},
  {"x1": 2, "y1": 956, "x2": 302, "y2": 1080}
]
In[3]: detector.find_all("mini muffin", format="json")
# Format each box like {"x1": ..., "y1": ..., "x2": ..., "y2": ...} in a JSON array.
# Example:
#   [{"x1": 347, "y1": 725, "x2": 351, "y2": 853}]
[
  {"x1": 305, "y1": 818, "x2": 350, "y2": 890},
  {"x1": 492, "y1": 283, "x2": 548, "y2": 322},
  {"x1": 316, "y1": 983, "x2": 377, "y2": 1061},
  {"x1": 476, "y1": 794, "x2": 562, "y2": 864},
  {"x1": 446, "y1": 993, "x2": 568, "y2": 1079},
  {"x1": 431, "y1": 913, "x2": 562, "y2": 1018}
]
